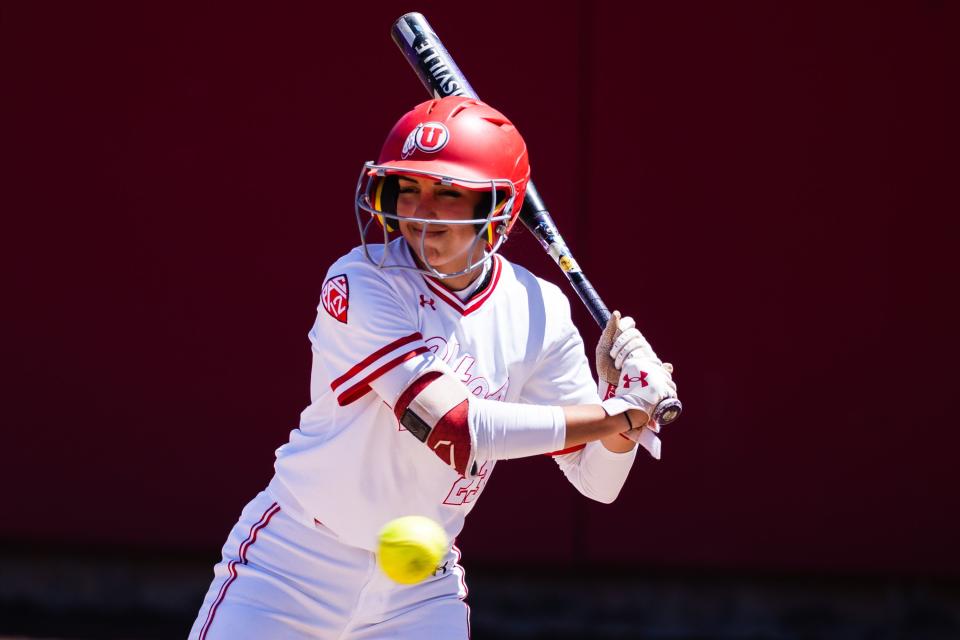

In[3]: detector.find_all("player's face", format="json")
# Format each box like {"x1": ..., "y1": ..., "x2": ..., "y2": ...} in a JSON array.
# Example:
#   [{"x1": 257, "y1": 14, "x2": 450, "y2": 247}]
[{"x1": 395, "y1": 175, "x2": 485, "y2": 276}]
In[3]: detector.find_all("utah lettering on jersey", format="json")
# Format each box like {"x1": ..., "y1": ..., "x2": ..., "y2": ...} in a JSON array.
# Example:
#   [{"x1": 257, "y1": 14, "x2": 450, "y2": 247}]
[{"x1": 424, "y1": 335, "x2": 509, "y2": 401}]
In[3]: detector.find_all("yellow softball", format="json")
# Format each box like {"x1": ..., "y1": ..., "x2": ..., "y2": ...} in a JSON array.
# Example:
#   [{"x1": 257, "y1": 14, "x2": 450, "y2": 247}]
[{"x1": 376, "y1": 515, "x2": 448, "y2": 585}]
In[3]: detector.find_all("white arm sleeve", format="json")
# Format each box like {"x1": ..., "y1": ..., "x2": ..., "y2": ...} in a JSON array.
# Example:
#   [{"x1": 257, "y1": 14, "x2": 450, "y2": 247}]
[
  {"x1": 374, "y1": 356, "x2": 567, "y2": 477},
  {"x1": 470, "y1": 398, "x2": 566, "y2": 463},
  {"x1": 552, "y1": 440, "x2": 638, "y2": 504}
]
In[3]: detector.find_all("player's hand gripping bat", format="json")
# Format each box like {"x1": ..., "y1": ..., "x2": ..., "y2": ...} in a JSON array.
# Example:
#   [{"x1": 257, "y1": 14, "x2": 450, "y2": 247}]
[{"x1": 390, "y1": 13, "x2": 682, "y2": 425}]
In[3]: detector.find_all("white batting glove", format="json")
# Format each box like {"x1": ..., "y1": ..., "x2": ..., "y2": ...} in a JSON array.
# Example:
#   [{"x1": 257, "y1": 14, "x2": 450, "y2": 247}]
[
  {"x1": 600, "y1": 356, "x2": 677, "y2": 460},
  {"x1": 595, "y1": 312, "x2": 678, "y2": 459},
  {"x1": 609, "y1": 315, "x2": 661, "y2": 369},
  {"x1": 603, "y1": 356, "x2": 676, "y2": 418},
  {"x1": 596, "y1": 311, "x2": 671, "y2": 386}
]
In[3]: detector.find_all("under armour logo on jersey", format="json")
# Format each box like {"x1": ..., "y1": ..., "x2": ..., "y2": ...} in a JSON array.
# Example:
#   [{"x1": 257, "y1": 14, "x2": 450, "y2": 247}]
[
  {"x1": 321, "y1": 274, "x2": 349, "y2": 324},
  {"x1": 622, "y1": 371, "x2": 648, "y2": 389},
  {"x1": 419, "y1": 294, "x2": 436, "y2": 310},
  {"x1": 401, "y1": 122, "x2": 450, "y2": 158}
]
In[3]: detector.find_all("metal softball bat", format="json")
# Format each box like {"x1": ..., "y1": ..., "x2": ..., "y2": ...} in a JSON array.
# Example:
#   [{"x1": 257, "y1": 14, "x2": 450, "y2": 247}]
[{"x1": 390, "y1": 12, "x2": 682, "y2": 426}]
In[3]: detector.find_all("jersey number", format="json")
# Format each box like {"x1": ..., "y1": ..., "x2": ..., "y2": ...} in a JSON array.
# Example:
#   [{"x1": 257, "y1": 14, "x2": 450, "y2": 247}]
[{"x1": 443, "y1": 461, "x2": 492, "y2": 506}]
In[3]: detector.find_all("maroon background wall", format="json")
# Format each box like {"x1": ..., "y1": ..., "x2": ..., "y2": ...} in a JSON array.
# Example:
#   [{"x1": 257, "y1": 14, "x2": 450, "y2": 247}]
[{"x1": 3, "y1": 2, "x2": 953, "y2": 575}]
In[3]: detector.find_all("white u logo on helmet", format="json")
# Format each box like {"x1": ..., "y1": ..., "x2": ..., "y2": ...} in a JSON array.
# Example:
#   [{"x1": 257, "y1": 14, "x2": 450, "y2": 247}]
[{"x1": 401, "y1": 122, "x2": 450, "y2": 158}]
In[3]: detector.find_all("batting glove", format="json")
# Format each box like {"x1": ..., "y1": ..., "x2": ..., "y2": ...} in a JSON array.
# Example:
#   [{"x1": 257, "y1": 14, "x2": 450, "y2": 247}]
[
  {"x1": 603, "y1": 356, "x2": 676, "y2": 418},
  {"x1": 595, "y1": 311, "x2": 667, "y2": 384}
]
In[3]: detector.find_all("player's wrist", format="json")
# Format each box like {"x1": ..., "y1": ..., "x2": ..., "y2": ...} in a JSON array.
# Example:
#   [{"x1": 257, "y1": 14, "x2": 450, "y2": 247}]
[
  {"x1": 561, "y1": 405, "x2": 628, "y2": 448},
  {"x1": 599, "y1": 398, "x2": 661, "y2": 460},
  {"x1": 600, "y1": 395, "x2": 652, "y2": 423}
]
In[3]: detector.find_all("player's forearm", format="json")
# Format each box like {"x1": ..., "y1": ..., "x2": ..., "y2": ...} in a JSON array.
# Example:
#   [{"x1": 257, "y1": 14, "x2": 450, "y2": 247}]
[
  {"x1": 469, "y1": 399, "x2": 566, "y2": 461},
  {"x1": 386, "y1": 367, "x2": 637, "y2": 475},
  {"x1": 561, "y1": 405, "x2": 632, "y2": 449},
  {"x1": 469, "y1": 399, "x2": 631, "y2": 462}
]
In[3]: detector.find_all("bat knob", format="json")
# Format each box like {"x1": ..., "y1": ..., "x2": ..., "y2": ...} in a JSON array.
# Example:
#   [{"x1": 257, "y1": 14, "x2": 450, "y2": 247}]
[{"x1": 653, "y1": 398, "x2": 683, "y2": 426}]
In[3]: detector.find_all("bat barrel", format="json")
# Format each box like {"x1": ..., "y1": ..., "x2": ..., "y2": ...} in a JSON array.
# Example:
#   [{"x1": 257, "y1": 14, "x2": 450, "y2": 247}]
[{"x1": 391, "y1": 13, "x2": 478, "y2": 99}]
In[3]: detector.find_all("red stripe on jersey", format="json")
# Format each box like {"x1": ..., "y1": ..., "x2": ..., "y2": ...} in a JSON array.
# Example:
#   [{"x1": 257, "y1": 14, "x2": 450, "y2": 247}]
[
  {"x1": 423, "y1": 256, "x2": 502, "y2": 317},
  {"x1": 198, "y1": 502, "x2": 280, "y2": 640},
  {"x1": 422, "y1": 280, "x2": 463, "y2": 313},
  {"x1": 452, "y1": 543, "x2": 471, "y2": 636},
  {"x1": 337, "y1": 346, "x2": 430, "y2": 406},
  {"x1": 426, "y1": 398, "x2": 472, "y2": 476},
  {"x1": 462, "y1": 257, "x2": 502, "y2": 314},
  {"x1": 394, "y1": 370, "x2": 444, "y2": 419},
  {"x1": 329, "y1": 332, "x2": 423, "y2": 392},
  {"x1": 545, "y1": 443, "x2": 586, "y2": 457}
]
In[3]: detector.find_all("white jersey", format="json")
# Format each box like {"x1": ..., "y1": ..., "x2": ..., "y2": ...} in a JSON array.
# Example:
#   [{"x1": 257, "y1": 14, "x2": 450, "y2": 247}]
[{"x1": 268, "y1": 238, "x2": 635, "y2": 551}]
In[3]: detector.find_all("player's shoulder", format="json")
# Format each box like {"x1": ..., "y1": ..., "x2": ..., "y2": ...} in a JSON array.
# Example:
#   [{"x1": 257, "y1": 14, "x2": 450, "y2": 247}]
[
  {"x1": 324, "y1": 243, "x2": 410, "y2": 290},
  {"x1": 317, "y1": 242, "x2": 419, "y2": 322},
  {"x1": 316, "y1": 243, "x2": 419, "y2": 327},
  {"x1": 326, "y1": 243, "x2": 382, "y2": 276},
  {"x1": 499, "y1": 256, "x2": 572, "y2": 313}
]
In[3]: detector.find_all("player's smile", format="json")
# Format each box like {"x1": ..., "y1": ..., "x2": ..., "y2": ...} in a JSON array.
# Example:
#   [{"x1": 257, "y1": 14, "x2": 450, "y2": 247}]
[{"x1": 407, "y1": 224, "x2": 447, "y2": 236}]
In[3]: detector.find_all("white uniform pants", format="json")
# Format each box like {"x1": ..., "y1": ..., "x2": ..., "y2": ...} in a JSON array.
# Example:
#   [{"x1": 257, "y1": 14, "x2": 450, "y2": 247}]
[{"x1": 188, "y1": 491, "x2": 470, "y2": 639}]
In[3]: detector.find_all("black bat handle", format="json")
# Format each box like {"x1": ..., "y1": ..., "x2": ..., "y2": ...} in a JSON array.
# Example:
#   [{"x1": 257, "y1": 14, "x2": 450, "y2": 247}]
[{"x1": 521, "y1": 183, "x2": 610, "y2": 326}]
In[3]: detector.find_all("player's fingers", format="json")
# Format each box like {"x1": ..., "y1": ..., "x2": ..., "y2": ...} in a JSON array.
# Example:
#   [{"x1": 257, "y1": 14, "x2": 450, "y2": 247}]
[
  {"x1": 611, "y1": 333, "x2": 638, "y2": 367},
  {"x1": 613, "y1": 339, "x2": 634, "y2": 369},
  {"x1": 663, "y1": 362, "x2": 674, "y2": 375},
  {"x1": 615, "y1": 314, "x2": 636, "y2": 333},
  {"x1": 610, "y1": 327, "x2": 638, "y2": 357},
  {"x1": 612, "y1": 331, "x2": 655, "y2": 368},
  {"x1": 616, "y1": 344, "x2": 662, "y2": 370}
]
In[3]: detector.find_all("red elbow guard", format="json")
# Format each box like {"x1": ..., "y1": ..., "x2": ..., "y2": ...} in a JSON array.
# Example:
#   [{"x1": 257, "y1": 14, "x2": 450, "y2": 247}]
[{"x1": 394, "y1": 371, "x2": 475, "y2": 477}]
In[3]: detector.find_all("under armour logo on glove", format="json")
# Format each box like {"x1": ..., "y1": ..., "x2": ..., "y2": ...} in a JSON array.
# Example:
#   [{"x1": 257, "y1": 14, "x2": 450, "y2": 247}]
[
  {"x1": 419, "y1": 294, "x2": 436, "y2": 310},
  {"x1": 622, "y1": 371, "x2": 648, "y2": 389}
]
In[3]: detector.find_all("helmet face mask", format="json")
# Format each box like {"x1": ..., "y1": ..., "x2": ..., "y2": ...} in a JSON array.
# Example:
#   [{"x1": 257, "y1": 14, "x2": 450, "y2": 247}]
[
  {"x1": 353, "y1": 97, "x2": 529, "y2": 279},
  {"x1": 355, "y1": 163, "x2": 515, "y2": 279}
]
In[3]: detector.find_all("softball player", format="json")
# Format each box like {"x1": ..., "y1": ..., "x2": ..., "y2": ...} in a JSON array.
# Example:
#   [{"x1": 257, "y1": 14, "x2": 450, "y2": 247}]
[{"x1": 189, "y1": 96, "x2": 678, "y2": 639}]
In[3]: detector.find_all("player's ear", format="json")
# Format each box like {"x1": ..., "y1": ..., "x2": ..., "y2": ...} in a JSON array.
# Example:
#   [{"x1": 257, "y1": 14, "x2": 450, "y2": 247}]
[{"x1": 373, "y1": 175, "x2": 400, "y2": 231}]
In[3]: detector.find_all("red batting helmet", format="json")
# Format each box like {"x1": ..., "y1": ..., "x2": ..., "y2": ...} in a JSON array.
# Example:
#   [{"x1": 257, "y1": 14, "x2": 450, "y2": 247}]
[{"x1": 355, "y1": 97, "x2": 531, "y2": 277}]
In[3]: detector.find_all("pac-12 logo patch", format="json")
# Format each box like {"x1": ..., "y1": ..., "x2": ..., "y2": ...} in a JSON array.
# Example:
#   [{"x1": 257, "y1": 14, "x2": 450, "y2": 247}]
[
  {"x1": 321, "y1": 274, "x2": 349, "y2": 324},
  {"x1": 401, "y1": 122, "x2": 450, "y2": 158}
]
